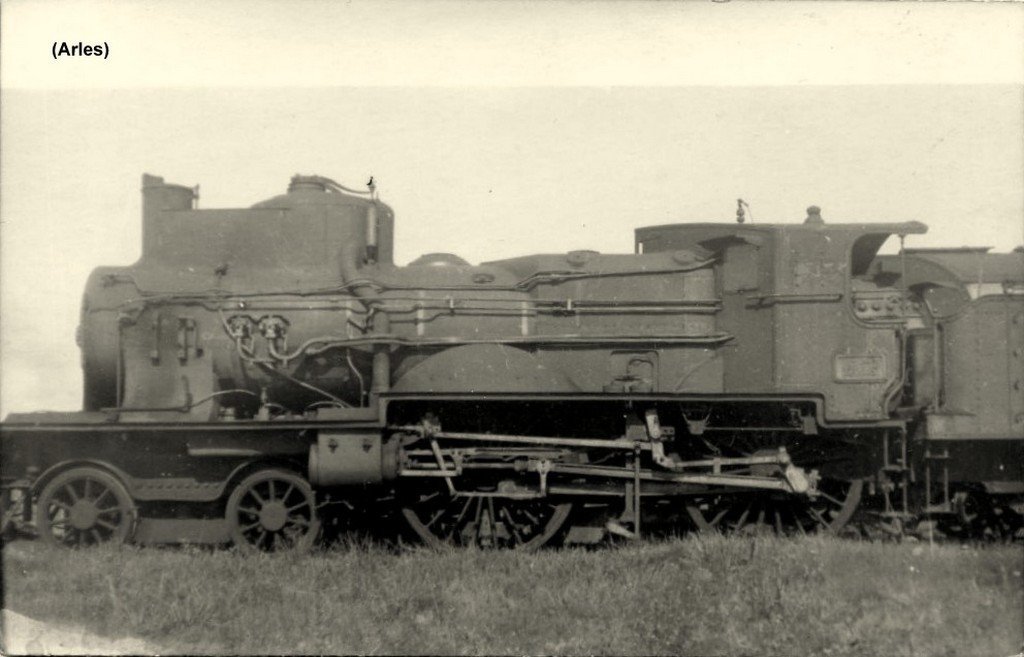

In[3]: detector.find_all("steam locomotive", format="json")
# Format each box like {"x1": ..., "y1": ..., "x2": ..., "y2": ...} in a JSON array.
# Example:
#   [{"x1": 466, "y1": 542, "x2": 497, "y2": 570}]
[{"x1": 2, "y1": 174, "x2": 1021, "y2": 550}]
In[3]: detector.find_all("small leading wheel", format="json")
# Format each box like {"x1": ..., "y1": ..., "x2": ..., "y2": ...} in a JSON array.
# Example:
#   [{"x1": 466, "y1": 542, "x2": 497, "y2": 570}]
[
  {"x1": 402, "y1": 484, "x2": 572, "y2": 550},
  {"x1": 36, "y1": 466, "x2": 137, "y2": 547},
  {"x1": 686, "y1": 478, "x2": 863, "y2": 535},
  {"x1": 225, "y1": 469, "x2": 320, "y2": 552}
]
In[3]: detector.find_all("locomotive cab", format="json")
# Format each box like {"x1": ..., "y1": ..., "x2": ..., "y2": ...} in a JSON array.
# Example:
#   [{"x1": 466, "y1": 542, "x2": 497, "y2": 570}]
[{"x1": 635, "y1": 216, "x2": 926, "y2": 421}]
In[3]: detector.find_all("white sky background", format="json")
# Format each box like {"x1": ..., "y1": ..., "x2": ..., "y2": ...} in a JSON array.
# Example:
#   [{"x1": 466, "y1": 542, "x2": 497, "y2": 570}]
[{"x1": 1, "y1": 1, "x2": 1023, "y2": 416}]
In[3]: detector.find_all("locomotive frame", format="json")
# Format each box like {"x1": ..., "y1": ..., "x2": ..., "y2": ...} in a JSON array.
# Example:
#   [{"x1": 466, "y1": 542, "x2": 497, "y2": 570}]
[{"x1": 2, "y1": 173, "x2": 1021, "y2": 550}]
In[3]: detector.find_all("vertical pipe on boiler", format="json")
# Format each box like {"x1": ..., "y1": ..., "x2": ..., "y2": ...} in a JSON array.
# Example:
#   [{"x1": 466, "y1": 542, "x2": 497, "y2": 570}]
[
  {"x1": 339, "y1": 240, "x2": 387, "y2": 402},
  {"x1": 370, "y1": 309, "x2": 390, "y2": 402},
  {"x1": 366, "y1": 203, "x2": 379, "y2": 265}
]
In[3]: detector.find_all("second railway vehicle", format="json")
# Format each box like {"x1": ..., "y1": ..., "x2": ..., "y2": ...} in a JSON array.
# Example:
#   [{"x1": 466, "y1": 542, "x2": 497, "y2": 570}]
[{"x1": 2, "y1": 174, "x2": 1021, "y2": 550}]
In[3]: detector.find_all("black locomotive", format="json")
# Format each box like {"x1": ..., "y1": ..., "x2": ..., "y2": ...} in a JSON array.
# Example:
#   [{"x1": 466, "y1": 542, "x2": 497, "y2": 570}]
[{"x1": 2, "y1": 174, "x2": 1021, "y2": 550}]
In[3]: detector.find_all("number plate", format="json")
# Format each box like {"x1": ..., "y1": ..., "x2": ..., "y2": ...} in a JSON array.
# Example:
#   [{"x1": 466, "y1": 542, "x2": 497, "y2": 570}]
[{"x1": 834, "y1": 354, "x2": 887, "y2": 382}]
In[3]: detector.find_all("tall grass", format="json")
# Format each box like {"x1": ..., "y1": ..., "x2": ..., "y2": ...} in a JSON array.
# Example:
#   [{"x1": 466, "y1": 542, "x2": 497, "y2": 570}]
[{"x1": 3, "y1": 535, "x2": 1022, "y2": 656}]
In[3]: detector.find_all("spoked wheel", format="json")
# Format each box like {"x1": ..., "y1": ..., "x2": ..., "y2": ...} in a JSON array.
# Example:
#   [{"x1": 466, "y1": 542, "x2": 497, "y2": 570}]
[
  {"x1": 36, "y1": 467, "x2": 136, "y2": 547},
  {"x1": 686, "y1": 478, "x2": 863, "y2": 535},
  {"x1": 225, "y1": 469, "x2": 321, "y2": 552},
  {"x1": 402, "y1": 484, "x2": 572, "y2": 550}
]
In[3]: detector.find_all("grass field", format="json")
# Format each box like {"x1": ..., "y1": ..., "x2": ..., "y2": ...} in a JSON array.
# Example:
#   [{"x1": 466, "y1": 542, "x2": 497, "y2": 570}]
[{"x1": 2, "y1": 534, "x2": 1022, "y2": 656}]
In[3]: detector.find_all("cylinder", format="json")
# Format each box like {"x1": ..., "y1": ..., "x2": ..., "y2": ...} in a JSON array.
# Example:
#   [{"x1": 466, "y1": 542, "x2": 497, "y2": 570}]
[{"x1": 308, "y1": 432, "x2": 396, "y2": 486}]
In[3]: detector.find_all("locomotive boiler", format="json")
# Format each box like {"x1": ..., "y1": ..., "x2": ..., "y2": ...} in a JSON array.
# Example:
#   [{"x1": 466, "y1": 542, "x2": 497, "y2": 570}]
[{"x1": 1, "y1": 174, "x2": 1020, "y2": 550}]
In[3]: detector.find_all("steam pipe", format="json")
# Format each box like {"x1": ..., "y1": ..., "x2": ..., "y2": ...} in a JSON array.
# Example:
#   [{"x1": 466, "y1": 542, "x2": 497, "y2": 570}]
[
  {"x1": 366, "y1": 203, "x2": 379, "y2": 264},
  {"x1": 339, "y1": 241, "x2": 390, "y2": 401},
  {"x1": 371, "y1": 313, "x2": 391, "y2": 399},
  {"x1": 340, "y1": 242, "x2": 381, "y2": 302}
]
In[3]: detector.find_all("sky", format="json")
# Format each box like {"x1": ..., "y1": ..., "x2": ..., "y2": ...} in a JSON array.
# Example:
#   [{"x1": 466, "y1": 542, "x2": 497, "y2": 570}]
[{"x1": 1, "y1": 1, "x2": 1023, "y2": 416}]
